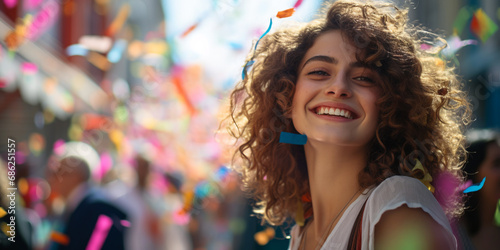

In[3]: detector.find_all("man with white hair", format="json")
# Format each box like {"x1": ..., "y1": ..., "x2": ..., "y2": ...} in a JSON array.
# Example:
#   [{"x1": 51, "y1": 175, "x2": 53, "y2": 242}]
[{"x1": 46, "y1": 156, "x2": 128, "y2": 250}]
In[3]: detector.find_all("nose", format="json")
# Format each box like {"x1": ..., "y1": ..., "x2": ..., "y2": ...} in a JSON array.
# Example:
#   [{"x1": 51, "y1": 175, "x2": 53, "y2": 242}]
[{"x1": 324, "y1": 73, "x2": 352, "y2": 98}]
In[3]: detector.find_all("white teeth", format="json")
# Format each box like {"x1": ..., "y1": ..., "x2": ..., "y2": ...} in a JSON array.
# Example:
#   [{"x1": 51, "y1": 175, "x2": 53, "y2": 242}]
[{"x1": 316, "y1": 107, "x2": 353, "y2": 119}]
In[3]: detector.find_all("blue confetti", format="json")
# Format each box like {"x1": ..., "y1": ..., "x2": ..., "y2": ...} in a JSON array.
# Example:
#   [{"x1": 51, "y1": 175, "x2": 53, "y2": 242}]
[
  {"x1": 66, "y1": 44, "x2": 88, "y2": 56},
  {"x1": 279, "y1": 132, "x2": 307, "y2": 145},
  {"x1": 463, "y1": 177, "x2": 486, "y2": 193},
  {"x1": 107, "y1": 39, "x2": 128, "y2": 63}
]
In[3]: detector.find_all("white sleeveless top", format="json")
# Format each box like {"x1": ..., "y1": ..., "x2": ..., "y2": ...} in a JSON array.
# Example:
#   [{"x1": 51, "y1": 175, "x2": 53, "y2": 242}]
[{"x1": 288, "y1": 176, "x2": 457, "y2": 250}]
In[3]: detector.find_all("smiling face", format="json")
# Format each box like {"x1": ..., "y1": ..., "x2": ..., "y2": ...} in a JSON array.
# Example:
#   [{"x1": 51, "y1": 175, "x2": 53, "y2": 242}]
[{"x1": 291, "y1": 30, "x2": 381, "y2": 148}]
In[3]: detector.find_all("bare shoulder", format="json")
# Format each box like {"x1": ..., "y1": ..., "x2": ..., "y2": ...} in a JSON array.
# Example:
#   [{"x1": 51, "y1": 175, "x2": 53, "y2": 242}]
[{"x1": 374, "y1": 205, "x2": 453, "y2": 250}]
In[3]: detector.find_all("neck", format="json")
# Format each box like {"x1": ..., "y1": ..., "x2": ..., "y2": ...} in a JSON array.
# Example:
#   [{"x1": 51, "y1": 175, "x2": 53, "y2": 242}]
[{"x1": 304, "y1": 140, "x2": 367, "y2": 239}]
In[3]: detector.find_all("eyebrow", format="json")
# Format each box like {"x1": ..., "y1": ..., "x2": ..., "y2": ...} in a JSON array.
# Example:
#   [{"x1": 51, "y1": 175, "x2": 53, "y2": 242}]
[
  {"x1": 301, "y1": 55, "x2": 373, "y2": 70},
  {"x1": 302, "y1": 55, "x2": 337, "y2": 69}
]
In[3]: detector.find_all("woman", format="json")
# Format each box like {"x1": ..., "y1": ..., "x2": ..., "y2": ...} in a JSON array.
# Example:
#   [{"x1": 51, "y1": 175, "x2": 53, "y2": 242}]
[
  {"x1": 461, "y1": 130, "x2": 500, "y2": 250},
  {"x1": 224, "y1": 0, "x2": 470, "y2": 249}
]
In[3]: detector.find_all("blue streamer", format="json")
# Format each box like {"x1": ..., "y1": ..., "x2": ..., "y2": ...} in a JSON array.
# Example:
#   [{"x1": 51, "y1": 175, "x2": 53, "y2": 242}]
[
  {"x1": 241, "y1": 60, "x2": 255, "y2": 80},
  {"x1": 254, "y1": 18, "x2": 273, "y2": 51},
  {"x1": 279, "y1": 132, "x2": 307, "y2": 145},
  {"x1": 242, "y1": 18, "x2": 272, "y2": 80},
  {"x1": 463, "y1": 177, "x2": 486, "y2": 193}
]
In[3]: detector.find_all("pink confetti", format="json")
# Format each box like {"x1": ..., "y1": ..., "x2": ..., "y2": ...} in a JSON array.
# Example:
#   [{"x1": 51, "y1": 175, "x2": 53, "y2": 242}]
[
  {"x1": 4, "y1": 0, "x2": 17, "y2": 8},
  {"x1": 53, "y1": 139, "x2": 66, "y2": 155},
  {"x1": 293, "y1": 0, "x2": 304, "y2": 9},
  {"x1": 95, "y1": 153, "x2": 112, "y2": 181},
  {"x1": 459, "y1": 179, "x2": 473, "y2": 192},
  {"x1": 120, "y1": 220, "x2": 131, "y2": 227},
  {"x1": 173, "y1": 209, "x2": 190, "y2": 225},
  {"x1": 22, "y1": 62, "x2": 38, "y2": 74},
  {"x1": 420, "y1": 44, "x2": 433, "y2": 50},
  {"x1": 86, "y1": 215, "x2": 113, "y2": 250}
]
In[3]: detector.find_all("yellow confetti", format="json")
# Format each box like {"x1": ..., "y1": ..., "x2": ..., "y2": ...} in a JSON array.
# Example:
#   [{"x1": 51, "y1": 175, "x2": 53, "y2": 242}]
[
  {"x1": 412, "y1": 159, "x2": 435, "y2": 193},
  {"x1": 0, "y1": 207, "x2": 7, "y2": 218}
]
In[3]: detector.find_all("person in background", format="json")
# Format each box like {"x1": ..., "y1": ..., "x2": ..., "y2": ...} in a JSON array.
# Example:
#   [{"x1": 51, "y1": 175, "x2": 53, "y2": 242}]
[
  {"x1": 104, "y1": 155, "x2": 164, "y2": 250},
  {"x1": 461, "y1": 129, "x2": 500, "y2": 250},
  {"x1": 46, "y1": 156, "x2": 128, "y2": 250}
]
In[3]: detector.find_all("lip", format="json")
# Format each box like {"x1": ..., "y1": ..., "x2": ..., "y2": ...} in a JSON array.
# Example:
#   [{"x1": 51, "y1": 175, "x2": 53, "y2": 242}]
[{"x1": 309, "y1": 102, "x2": 360, "y2": 119}]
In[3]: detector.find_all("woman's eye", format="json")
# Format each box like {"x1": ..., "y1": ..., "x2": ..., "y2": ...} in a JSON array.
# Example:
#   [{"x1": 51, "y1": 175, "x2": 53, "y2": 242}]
[
  {"x1": 307, "y1": 70, "x2": 329, "y2": 76},
  {"x1": 353, "y1": 76, "x2": 374, "y2": 83}
]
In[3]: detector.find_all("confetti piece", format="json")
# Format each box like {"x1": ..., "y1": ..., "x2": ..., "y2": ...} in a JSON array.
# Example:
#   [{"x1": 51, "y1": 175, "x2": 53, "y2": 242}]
[
  {"x1": 86, "y1": 214, "x2": 113, "y2": 250},
  {"x1": 0, "y1": 207, "x2": 6, "y2": 218},
  {"x1": 279, "y1": 132, "x2": 307, "y2": 145},
  {"x1": 293, "y1": 0, "x2": 304, "y2": 9},
  {"x1": 3, "y1": 0, "x2": 17, "y2": 8},
  {"x1": 96, "y1": 153, "x2": 112, "y2": 181},
  {"x1": 181, "y1": 22, "x2": 199, "y2": 38},
  {"x1": 254, "y1": 227, "x2": 275, "y2": 245},
  {"x1": 50, "y1": 231, "x2": 70, "y2": 245},
  {"x1": 412, "y1": 159, "x2": 435, "y2": 193},
  {"x1": 53, "y1": 139, "x2": 65, "y2": 155},
  {"x1": 420, "y1": 44, "x2": 432, "y2": 50},
  {"x1": 295, "y1": 199, "x2": 305, "y2": 226},
  {"x1": 107, "y1": 39, "x2": 127, "y2": 63},
  {"x1": 254, "y1": 18, "x2": 272, "y2": 51},
  {"x1": 88, "y1": 51, "x2": 111, "y2": 71},
  {"x1": 463, "y1": 177, "x2": 486, "y2": 193},
  {"x1": 21, "y1": 62, "x2": 38, "y2": 74},
  {"x1": 241, "y1": 60, "x2": 255, "y2": 80},
  {"x1": 29, "y1": 133, "x2": 45, "y2": 155},
  {"x1": 441, "y1": 35, "x2": 478, "y2": 58},
  {"x1": 242, "y1": 18, "x2": 272, "y2": 80},
  {"x1": 453, "y1": 6, "x2": 473, "y2": 35},
  {"x1": 66, "y1": 44, "x2": 89, "y2": 56},
  {"x1": 494, "y1": 199, "x2": 500, "y2": 227},
  {"x1": 459, "y1": 179, "x2": 473, "y2": 192},
  {"x1": 470, "y1": 9, "x2": 498, "y2": 43},
  {"x1": 105, "y1": 4, "x2": 130, "y2": 37},
  {"x1": 1, "y1": 222, "x2": 10, "y2": 237},
  {"x1": 277, "y1": 8, "x2": 295, "y2": 18},
  {"x1": 79, "y1": 36, "x2": 112, "y2": 53},
  {"x1": 172, "y1": 75, "x2": 196, "y2": 116},
  {"x1": 120, "y1": 220, "x2": 131, "y2": 227},
  {"x1": 18, "y1": 178, "x2": 28, "y2": 195}
]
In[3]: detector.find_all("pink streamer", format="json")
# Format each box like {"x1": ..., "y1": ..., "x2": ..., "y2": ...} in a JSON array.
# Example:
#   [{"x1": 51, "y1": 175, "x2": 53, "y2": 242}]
[{"x1": 86, "y1": 215, "x2": 113, "y2": 250}]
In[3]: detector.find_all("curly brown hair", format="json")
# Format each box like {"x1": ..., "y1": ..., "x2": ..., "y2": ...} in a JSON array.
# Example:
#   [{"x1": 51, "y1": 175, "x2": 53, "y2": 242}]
[{"x1": 223, "y1": 0, "x2": 471, "y2": 225}]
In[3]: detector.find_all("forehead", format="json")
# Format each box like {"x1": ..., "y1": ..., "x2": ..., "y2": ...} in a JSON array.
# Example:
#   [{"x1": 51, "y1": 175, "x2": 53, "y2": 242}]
[{"x1": 301, "y1": 30, "x2": 357, "y2": 65}]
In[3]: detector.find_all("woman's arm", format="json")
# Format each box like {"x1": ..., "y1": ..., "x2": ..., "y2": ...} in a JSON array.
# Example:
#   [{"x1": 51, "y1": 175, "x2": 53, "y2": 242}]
[{"x1": 374, "y1": 205, "x2": 454, "y2": 250}]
